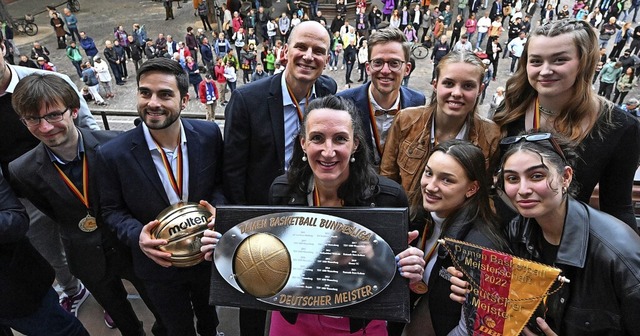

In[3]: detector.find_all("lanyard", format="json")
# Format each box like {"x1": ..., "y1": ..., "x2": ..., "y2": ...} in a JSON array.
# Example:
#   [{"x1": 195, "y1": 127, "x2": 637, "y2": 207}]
[
  {"x1": 151, "y1": 134, "x2": 184, "y2": 201},
  {"x1": 286, "y1": 84, "x2": 312, "y2": 122},
  {"x1": 54, "y1": 153, "x2": 89, "y2": 209},
  {"x1": 533, "y1": 97, "x2": 541, "y2": 130}
]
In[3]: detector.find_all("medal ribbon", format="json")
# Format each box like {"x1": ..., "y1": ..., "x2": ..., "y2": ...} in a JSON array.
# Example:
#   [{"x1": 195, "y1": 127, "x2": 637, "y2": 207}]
[
  {"x1": 54, "y1": 153, "x2": 89, "y2": 209},
  {"x1": 533, "y1": 97, "x2": 541, "y2": 130},
  {"x1": 419, "y1": 222, "x2": 439, "y2": 263},
  {"x1": 151, "y1": 134, "x2": 183, "y2": 201},
  {"x1": 313, "y1": 186, "x2": 321, "y2": 206},
  {"x1": 312, "y1": 183, "x2": 343, "y2": 207},
  {"x1": 286, "y1": 84, "x2": 312, "y2": 122}
]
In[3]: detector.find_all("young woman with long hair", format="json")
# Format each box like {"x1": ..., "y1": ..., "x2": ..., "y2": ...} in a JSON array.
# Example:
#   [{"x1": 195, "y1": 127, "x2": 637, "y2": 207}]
[
  {"x1": 380, "y1": 51, "x2": 500, "y2": 225},
  {"x1": 492, "y1": 19, "x2": 640, "y2": 229}
]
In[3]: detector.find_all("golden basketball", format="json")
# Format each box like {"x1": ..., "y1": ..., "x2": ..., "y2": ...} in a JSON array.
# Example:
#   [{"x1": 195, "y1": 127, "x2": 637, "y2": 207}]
[
  {"x1": 151, "y1": 202, "x2": 212, "y2": 267},
  {"x1": 234, "y1": 233, "x2": 292, "y2": 298}
]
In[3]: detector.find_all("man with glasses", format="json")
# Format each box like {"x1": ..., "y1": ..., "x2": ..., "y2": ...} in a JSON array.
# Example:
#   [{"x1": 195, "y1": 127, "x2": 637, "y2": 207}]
[
  {"x1": 337, "y1": 28, "x2": 425, "y2": 167},
  {"x1": 8, "y1": 73, "x2": 162, "y2": 335},
  {"x1": 0, "y1": 30, "x2": 99, "y2": 320}
]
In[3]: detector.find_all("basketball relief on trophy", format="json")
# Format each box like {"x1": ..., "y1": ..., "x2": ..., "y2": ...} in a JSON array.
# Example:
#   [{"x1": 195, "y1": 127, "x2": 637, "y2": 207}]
[{"x1": 213, "y1": 212, "x2": 397, "y2": 309}]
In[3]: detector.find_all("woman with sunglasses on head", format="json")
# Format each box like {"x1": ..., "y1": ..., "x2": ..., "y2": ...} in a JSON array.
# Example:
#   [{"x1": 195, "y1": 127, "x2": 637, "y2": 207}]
[
  {"x1": 448, "y1": 132, "x2": 640, "y2": 335},
  {"x1": 380, "y1": 50, "x2": 500, "y2": 226},
  {"x1": 403, "y1": 139, "x2": 509, "y2": 336},
  {"x1": 492, "y1": 18, "x2": 640, "y2": 230},
  {"x1": 201, "y1": 96, "x2": 426, "y2": 336}
]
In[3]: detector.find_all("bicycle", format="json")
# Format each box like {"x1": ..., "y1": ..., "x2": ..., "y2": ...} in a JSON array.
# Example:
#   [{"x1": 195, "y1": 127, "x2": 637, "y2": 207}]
[
  {"x1": 12, "y1": 15, "x2": 38, "y2": 36},
  {"x1": 67, "y1": 0, "x2": 80, "y2": 12},
  {"x1": 411, "y1": 43, "x2": 429, "y2": 59}
]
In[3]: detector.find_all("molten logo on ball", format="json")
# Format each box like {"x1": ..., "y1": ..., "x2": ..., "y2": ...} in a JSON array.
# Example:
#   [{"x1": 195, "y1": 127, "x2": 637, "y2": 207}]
[
  {"x1": 234, "y1": 233, "x2": 292, "y2": 298},
  {"x1": 152, "y1": 203, "x2": 212, "y2": 267},
  {"x1": 168, "y1": 215, "x2": 208, "y2": 236}
]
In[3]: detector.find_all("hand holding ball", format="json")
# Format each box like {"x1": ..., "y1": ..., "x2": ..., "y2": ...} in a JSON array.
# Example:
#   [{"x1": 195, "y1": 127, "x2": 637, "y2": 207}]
[{"x1": 151, "y1": 202, "x2": 212, "y2": 267}]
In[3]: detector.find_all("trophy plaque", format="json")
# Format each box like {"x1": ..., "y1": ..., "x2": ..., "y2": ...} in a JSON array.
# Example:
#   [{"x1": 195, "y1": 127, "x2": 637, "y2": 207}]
[{"x1": 210, "y1": 206, "x2": 410, "y2": 322}]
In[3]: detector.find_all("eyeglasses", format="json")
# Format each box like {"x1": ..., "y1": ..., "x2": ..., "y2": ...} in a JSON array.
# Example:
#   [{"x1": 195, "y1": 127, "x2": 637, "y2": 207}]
[
  {"x1": 500, "y1": 132, "x2": 567, "y2": 163},
  {"x1": 368, "y1": 59, "x2": 406, "y2": 72},
  {"x1": 21, "y1": 108, "x2": 69, "y2": 127}
]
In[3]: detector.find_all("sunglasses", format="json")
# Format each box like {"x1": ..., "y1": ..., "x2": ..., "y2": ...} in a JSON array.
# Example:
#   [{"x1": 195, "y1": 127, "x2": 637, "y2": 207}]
[{"x1": 500, "y1": 133, "x2": 567, "y2": 163}]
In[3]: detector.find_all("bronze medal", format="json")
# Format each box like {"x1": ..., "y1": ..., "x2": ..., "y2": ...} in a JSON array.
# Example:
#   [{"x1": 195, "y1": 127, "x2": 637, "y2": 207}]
[
  {"x1": 78, "y1": 215, "x2": 98, "y2": 232},
  {"x1": 410, "y1": 281, "x2": 428, "y2": 294}
]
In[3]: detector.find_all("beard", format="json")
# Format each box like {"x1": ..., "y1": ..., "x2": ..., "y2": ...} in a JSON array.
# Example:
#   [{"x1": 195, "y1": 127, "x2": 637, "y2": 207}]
[{"x1": 139, "y1": 108, "x2": 180, "y2": 130}]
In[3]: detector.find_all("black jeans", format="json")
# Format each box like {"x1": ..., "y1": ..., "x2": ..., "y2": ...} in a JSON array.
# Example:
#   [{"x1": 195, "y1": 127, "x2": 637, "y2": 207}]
[
  {"x1": 510, "y1": 55, "x2": 519, "y2": 73},
  {"x1": 345, "y1": 62, "x2": 354, "y2": 83},
  {"x1": 109, "y1": 62, "x2": 124, "y2": 84},
  {"x1": 598, "y1": 81, "x2": 615, "y2": 100}
]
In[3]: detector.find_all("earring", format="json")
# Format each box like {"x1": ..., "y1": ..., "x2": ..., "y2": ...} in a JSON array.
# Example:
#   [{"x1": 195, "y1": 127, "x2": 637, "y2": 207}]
[
  {"x1": 350, "y1": 155, "x2": 355, "y2": 163},
  {"x1": 562, "y1": 186, "x2": 567, "y2": 195},
  {"x1": 302, "y1": 153, "x2": 307, "y2": 162}
]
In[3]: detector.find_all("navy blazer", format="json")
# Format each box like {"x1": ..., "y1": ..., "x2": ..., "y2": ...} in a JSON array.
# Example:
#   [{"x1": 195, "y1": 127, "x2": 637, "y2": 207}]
[
  {"x1": 223, "y1": 72, "x2": 337, "y2": 205},
  {"x1": 9, "y1": 128, "x2": 121, "y2": 284},
  {"x1": 97, "y1": 119, "x2": 225, "y2": 280},
  {"x1": 336, "y1": 83, "x2": 426, "y2": 162}
]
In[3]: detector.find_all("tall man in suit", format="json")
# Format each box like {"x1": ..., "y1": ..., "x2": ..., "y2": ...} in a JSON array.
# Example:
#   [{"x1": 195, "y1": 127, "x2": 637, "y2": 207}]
[
  {"x1": 337, "y1": 28, "x2": 426, "y2": 167},
  {"x1": 488, "y1": 0, "x2": 502, "y2": 20},
  {"x1": 97, "y1": 58, "x2": 225, "y2": 336},
  {"x1": 223, "y1": 20, "x2": 337, "y2": 336},
  {"x1": 8, "y1": 73, "x2": 163, "y2": 336}
]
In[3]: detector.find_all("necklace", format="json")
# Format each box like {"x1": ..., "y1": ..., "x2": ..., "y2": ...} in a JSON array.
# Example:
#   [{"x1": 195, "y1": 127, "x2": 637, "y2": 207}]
[{"x1": 538, "y1": 104, "x2": 555, "y2": 116}]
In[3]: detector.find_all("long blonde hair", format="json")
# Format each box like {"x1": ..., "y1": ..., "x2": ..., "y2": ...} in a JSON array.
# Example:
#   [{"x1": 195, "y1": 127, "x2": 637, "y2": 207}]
[{"x1": 493, "y1": 19, "x2": 614, "y2": 141}]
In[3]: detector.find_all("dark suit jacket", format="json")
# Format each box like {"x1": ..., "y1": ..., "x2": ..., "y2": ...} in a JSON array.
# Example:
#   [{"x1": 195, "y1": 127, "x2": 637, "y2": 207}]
[
  {"x1": 97, "y1": 119, "x2": 225, "y2": 280},
  {"x1": 0, "y1": 171, "x2": 54, "y2": 318},
  {"x1": 336, "y1": 83, "x2": 426, "y2": 163},
  {"x1": 223, "y1": 72, "x2": 337, "y2": 205},
  {"x1": 9, "y1": 128, "x2": 121, "y2": 284},
  {"x1": 489, "y1": 0, "x2": 502, "y2": 20}
]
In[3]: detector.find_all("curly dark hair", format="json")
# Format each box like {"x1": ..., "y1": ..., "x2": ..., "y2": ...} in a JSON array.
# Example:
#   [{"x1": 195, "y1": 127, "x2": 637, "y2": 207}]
[{"x1": 287, "y1": 95, "x2": 380, "y2": 205}]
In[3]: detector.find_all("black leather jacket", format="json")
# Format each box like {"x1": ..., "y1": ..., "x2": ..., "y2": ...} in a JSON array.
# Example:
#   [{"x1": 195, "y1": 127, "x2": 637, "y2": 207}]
[{"x1": 507, "y1": 198, "x2": 640, "y2": 335}]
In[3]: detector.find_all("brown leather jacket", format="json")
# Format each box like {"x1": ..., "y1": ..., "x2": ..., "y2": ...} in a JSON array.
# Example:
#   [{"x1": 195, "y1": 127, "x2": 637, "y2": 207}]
[{"x1": 380, "y1": 105, "x2": 500, "y2": 199}]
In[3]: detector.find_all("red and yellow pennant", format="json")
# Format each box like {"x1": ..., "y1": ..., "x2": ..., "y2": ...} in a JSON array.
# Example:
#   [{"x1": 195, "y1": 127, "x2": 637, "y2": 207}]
[{"x1": 439, "y1": 238, "x2": 568, "y2": 336}]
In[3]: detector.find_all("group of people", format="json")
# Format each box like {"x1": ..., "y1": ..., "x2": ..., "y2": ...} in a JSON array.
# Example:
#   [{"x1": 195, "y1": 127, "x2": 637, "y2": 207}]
[{"x1": 2, "y1": 0, "x2": 640, "y2": 335}]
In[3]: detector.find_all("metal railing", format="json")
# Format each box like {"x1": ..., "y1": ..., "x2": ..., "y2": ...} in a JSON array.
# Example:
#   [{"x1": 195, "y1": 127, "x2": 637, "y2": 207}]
[{"x1": 90, "y1": 108, "x2": 212, "y2": 130}]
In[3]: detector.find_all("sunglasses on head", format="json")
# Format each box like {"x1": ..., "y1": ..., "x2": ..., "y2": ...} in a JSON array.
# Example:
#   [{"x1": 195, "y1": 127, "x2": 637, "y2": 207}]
[{"x1": 500, "y1": 133, "x2": 567, "y2": 163}]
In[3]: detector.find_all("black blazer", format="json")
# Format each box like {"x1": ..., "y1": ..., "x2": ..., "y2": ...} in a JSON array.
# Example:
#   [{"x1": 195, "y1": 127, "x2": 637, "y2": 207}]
[
  {"x1": 0, "y1": 171, "x2": 54, "y2": 318},
  {"x1": 489, "y1": 0, "x2": 502, "y2": 20},
  {"x1": 9, "y1": 128, "x2": 121, "y2": 284},
  {"x1": 97, "y1": 119, "x2": 225, "y2": 280},
  {"x1": 223, "y1": 72, "x2": 337, "y2": 206}
]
